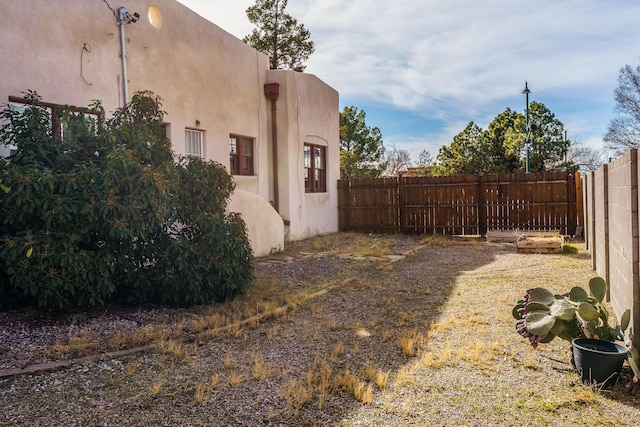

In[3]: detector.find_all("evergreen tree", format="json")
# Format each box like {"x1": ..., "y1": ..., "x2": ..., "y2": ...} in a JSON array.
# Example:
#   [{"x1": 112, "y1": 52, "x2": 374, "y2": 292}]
[
  {"x1": 434, "y1": 103, "x2": 573, "y2": 175},
  {"x1": 339, "y1": 106, "x2": 386, "y2": 179},
  {"x1": 486, "y1": 108, "x2": 521, "y2": 173},
  {"x1": 243, "y1": 0, "x2": 314, "y2": 72},
  {"x1": 414, "y1": 149, "x2": 435, "y2": 176},
  {"x1": 433, "y1": 122, "x2": 490, "y2": 176}
]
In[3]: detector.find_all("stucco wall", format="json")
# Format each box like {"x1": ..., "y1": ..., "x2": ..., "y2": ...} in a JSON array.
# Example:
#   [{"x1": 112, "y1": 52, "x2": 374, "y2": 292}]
[
  {"x1": 228, "y1": 190, "x2": 284, "y2": 257},
  {"x1": 0, "y1": 0, "x2": 272, "y2": 185},
  {"x1": 266, "y1": 70, "x2": 340, "y2": 241},
  {"x1": 0, "y1": 0, "x2": 340, "y2": 255}
]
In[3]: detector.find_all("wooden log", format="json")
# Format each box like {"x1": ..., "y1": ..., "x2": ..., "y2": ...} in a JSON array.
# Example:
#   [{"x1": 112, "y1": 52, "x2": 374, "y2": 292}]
[
  {"x1": 486, "y1": 230, "x2": 520, "y2": 243},
  {"x1": 516, "y1": 234, "x2": 564, "y2": 254}
]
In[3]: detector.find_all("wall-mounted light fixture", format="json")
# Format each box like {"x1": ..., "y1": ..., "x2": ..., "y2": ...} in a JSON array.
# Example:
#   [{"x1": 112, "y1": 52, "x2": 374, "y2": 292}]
[
  {"x1": 195, "y1": 120, "x2": 201, "y2": 127},
  {"x1": 148, "y1": 6, "x2": 163, "y2": 29},
  {"x1": 104, "y1": 2, "x2": 161, "y2": 105}
]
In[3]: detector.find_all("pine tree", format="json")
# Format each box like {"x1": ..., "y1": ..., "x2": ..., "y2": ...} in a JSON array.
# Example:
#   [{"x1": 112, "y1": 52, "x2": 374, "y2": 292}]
[{"x1": 243, "y1": 0, "x2": 315, "y2": 72}]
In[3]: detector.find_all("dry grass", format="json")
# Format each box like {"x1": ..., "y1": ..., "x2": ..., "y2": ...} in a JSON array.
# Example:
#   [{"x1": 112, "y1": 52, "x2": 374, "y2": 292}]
[
  {"x1": 209, "y1": 373, "x2": 221, "y2": 389},
  {"x1": 228, "y1": 371, "x2": 245, "y2": 387},
  {"x1": 3, "y1": 234, "x2": 640, "y2": 427},
  {"x1": 38, "y1": 272, "x2": 324, "y2": 362},
  {"x1": 223, "y1": 353, "x2": 235, "y2": 369},
  {"x1": 398, "y1": 329, "x2": 426, "y2": 357},
  {"x1": 47, "y1": 330, "x2": 102, "y2": 359},
  {"x1": 374, "y1": 369, "x2": 390, "y2": 390},
  {"x1": 283, "y1": 232, "x2": 386, "y2": 254},
  {"x1": 251, "y1": 355, "x2": 274, "y2": 380},
  {"x1": 194, "y1": 382, "x2": 209, "y2": 404},
  {"x1": 330, "y1": 341, "x2": 345, "y2": 362},
  {"x1": 152, "y1": 379, "x2": 165, "y2": 397},
  {"x1": 278, "y1": 379, "x2": 313, "y2": 416}
]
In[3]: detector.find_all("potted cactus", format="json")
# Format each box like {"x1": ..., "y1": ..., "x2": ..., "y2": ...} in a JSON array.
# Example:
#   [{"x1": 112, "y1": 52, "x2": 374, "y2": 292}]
[{"x1": 513, "y1": 277, "x2": 639, "y2": 390}]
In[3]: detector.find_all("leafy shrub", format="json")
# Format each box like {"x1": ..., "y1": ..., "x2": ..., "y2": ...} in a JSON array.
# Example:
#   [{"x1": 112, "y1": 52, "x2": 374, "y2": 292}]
[
  {"x1": 154, "y1": 157, "x2": 253, "y2": 306},
  {"x1": 0, "y1": 91, "x2": 254, "y2": 309}
]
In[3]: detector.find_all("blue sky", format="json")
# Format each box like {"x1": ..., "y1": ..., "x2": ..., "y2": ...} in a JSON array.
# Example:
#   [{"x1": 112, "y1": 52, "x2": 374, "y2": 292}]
[{"x1": 176, "y1": 0, "x2": 640, "y2": 163}]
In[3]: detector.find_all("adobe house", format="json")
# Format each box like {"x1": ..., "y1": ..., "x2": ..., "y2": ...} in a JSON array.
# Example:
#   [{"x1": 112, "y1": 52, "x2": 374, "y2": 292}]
[{"x1": 0, "y1": 0, "x2": 340, "y2": 256}]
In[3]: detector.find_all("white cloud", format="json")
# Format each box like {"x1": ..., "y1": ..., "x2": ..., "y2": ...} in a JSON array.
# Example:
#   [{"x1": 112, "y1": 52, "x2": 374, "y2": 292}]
[{"x1": 178, "y1": 0, "x2": 640, "y2": 156}]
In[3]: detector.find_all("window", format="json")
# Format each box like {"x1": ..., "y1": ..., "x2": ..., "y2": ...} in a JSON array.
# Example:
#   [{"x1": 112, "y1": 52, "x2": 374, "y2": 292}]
[
  {"x1": 229, "y1": 135, "x2": 254, "y2": 175},
  {"x1": 304, "y1": 143, "x2": 326, "y2": 193},
  {"x1": 185, "y1": 129, "x2": 204, "y2": 158},
  {"x1": 59, "y1": 110, "x2": 100, "y2": 140},
  {"x1": 8, "y1": 95, "x2": 101, "y2": 141},
  {"x1": 0, "y1": 103, "x2": 27, "y2": 158},
  {"x1": 160, "y1": 123, "x2": 170, "y2": 140},
  {"x1": 2, "y1": 96, "x2": 102, "y2": 159}
]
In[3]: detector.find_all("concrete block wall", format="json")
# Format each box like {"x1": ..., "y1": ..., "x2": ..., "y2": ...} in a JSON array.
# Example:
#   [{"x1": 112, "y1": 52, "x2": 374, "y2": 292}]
[{"x1": 584, "y1": 149, "x2": 640, "y2": 345}]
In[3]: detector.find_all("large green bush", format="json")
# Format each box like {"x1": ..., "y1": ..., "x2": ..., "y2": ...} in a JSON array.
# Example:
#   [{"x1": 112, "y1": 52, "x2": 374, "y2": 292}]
[{"x1": 0, "y1": 91, "x2": 254, "y2": 309}]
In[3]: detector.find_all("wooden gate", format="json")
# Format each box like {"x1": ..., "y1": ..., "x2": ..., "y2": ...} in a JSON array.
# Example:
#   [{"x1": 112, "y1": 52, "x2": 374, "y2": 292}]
[{"x1": 338, "y1": 172, "x2": 581, "y2": 236}]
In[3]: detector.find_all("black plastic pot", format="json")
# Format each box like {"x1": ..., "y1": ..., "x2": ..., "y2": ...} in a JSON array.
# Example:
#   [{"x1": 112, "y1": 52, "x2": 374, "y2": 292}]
[{"x1": 572, "y1": 338, "x2": 628, "y2": 389}]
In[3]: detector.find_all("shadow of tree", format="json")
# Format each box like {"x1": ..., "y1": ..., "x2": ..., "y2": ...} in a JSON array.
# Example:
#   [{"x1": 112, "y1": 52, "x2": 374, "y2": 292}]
[
  {"x1": 216, "y1": 241, "x2": 503, "y2": 425},
  {"x1": 11, "y1": 239, "x2": 638, "y2": 426}
]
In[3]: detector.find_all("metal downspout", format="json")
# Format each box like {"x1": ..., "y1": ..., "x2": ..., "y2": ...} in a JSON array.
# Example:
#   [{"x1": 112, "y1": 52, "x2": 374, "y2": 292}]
[
  {"x1": 117, "y1": 7, "x2": 129, "y2": 105},
  {"x1": 116, "y1": 7, "x2": 139, "y2": 105},
  {"x1": 264, "y1": 83, "x2": 280, "y2": 213}
]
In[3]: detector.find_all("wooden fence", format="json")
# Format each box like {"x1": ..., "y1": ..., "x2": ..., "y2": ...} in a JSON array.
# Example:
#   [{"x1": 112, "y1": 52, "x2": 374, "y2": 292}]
[{"x1": 338, "y1": 172, "x2": 582, "y2": 236}]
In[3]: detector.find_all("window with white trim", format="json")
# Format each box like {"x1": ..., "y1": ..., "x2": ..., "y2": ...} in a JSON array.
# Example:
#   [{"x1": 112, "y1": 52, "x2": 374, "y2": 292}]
[{"x1": 185, "y1": 128, "x2": 204, "y2": 158}]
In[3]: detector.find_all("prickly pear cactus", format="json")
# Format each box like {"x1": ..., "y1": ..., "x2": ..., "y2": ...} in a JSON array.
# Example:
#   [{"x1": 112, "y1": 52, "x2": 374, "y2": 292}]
[{"x1": 513, "y1": 277, "x2": 630, "y2": 348}]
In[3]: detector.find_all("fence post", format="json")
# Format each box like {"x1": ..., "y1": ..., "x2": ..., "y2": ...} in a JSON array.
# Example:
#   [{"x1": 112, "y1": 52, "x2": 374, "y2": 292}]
[
  {"x1": 477, "y1": 175, "x2": 486, "y2": 236},
  {"x1": 590, "y1": 171, "x2": 597, "y2": 270},
  {"x1": 345, "y1": 179, "x2": 352, "y2": 231},
  {"x1": 583, "y1": 174, "x2": 589, "y2": 250},
  {"x1": 575, "y1": 171, "x2": 584, "y2": 230},
  {"x1": 567, "y1": 172, "x2": 577, "y2": 236},
  {"x1": 398, "y1": 176, "x2": 405, "y2": 234},
  {"x1": 604, "y1": 164, "x2": 610, "y2": 300}
]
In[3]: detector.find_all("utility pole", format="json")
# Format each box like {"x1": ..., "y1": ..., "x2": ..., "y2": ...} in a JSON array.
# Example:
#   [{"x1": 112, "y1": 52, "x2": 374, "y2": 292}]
[{"x1": 522, "y1": 82, "x2": 531, "y2": 173}]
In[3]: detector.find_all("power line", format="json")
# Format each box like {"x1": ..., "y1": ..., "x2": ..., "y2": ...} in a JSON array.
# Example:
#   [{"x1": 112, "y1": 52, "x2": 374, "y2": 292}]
[{"x1": 102, "y1": 0, "x2": 118, "y2": 20}]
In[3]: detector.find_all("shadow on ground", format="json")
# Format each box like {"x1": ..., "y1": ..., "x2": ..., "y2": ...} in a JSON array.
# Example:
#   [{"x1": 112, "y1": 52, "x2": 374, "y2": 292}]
[{"x1": 0, "y1": 237, "x2": 513, "y2": 426}]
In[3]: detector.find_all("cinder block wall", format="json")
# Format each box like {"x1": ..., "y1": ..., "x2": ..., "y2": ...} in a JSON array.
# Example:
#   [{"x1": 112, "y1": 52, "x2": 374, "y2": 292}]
[{"x1": 584, "y1": 149, "x2": 640, "y2": 346}]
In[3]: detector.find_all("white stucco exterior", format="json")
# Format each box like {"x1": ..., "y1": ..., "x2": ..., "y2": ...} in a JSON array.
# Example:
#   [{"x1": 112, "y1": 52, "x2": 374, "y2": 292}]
[{"x1": 0, "y1": 0, "x2": 339, "y2": 256}]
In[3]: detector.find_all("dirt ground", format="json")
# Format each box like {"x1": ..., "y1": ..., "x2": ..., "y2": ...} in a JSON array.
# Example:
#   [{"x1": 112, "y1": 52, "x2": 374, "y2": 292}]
[{"x1": 1, "y1": 233, "x2": 639, "y2": 426}]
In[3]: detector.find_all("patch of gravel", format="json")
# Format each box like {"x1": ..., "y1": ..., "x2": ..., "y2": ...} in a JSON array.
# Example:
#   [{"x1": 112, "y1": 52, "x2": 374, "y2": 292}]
[
  {"x1": 0, "y1": 305, "x2": 184, "y2": 370},
  {"x1": 1, "y1": 235, "x2": 640, "y2": 426}
]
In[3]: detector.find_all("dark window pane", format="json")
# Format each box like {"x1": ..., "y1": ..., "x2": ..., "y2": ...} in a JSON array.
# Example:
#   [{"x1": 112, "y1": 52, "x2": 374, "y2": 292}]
[
  {"x1": 304, "y1": 143, "x2": 326, "y2": 193},
  {"x1": 229, "y1": 135, "x2": 254, "y2": 175}
]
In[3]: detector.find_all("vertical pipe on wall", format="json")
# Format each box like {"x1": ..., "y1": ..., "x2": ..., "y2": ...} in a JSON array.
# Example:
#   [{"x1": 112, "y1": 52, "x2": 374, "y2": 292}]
[
  {"x1": 117, "y1": 7, "x2": 129, "y2": 106},
  {"x1": 264, "y1": 83, "x2": 280, "y2": 213}
]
